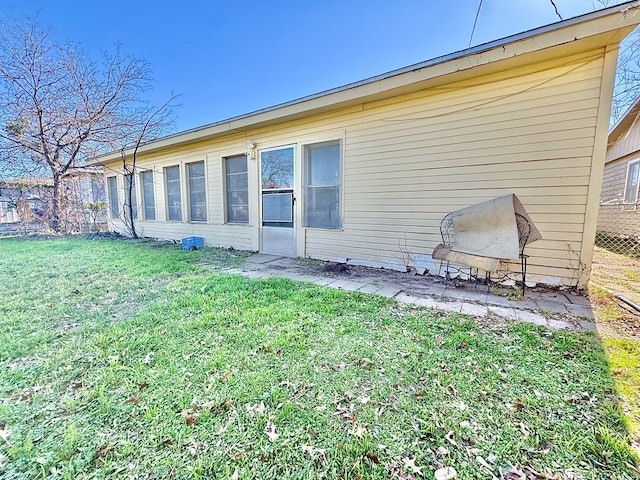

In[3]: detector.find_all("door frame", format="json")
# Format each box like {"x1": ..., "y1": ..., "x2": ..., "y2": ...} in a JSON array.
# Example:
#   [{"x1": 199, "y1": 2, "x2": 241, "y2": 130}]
[{"x1": 259, "y1": 144, "x2": 297, "y2": 256}]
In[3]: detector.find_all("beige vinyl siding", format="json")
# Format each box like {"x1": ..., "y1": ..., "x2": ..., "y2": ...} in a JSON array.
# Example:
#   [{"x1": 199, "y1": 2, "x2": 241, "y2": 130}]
[
  {"x1": 305, "y1": 53, "x2": 605, "y2": 285},
  {"x1": 103, "y1": 49, "x2": 610, "y2": 286},
  {"x1": 607, "y1": 114, "x2": 640, "y2": 161},
  {"x1": 597, "y1": 156, "x2": 640, "y2": 238},
  {"x1": 601, "y1": 157, "x2": 633, "y2": 202}
]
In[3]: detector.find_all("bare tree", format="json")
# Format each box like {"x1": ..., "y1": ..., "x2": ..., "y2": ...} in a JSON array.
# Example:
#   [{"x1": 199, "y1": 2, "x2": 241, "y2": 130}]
[
  {"x1": 0, "y1": 18, "x2": 173, "y2": 233},
  {"x1": 595, "y1": 0, "x2": 640, "y2": 125},
  {"x1": 119, "y1": 95, "x2": 177, "y2": 238}
]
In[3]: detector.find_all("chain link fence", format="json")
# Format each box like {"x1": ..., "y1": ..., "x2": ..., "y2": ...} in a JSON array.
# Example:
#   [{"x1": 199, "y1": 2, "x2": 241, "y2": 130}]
[
  {"x1": 596, "y1": 204, "x2": 640, "y2": 257},
  {"x1": 594, "y1": 204, "x2": 640, "y2": 315}
]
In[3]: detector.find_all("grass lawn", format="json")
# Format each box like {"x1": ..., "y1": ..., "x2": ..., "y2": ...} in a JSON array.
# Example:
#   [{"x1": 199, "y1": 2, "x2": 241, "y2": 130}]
[{"x1": 0, "y1": 237, "x2": 638, "y2": 479}]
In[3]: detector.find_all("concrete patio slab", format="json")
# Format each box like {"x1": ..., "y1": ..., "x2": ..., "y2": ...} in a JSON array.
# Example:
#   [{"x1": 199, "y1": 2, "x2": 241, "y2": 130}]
[
  {"x1": 460, "y1": 303, "x2": 489, "y2": 316},
  {"x1": 487, "y1": 305, "x2": 518, "y2": 319},
  {"x1": 245, "y1": 254, "x2": 283, "y2": 265},
  {"x1": 566, "y1": 304, "x2": 594, "y2": 319}
]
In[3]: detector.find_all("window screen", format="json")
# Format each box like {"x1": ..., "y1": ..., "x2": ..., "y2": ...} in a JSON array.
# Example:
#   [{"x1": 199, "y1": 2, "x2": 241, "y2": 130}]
[
  {"x1": 188, "y1": 162, "x2": 207, "y2": 222},
  {"x1": 165, "y1": 166, "x2": 182, "y2": 221},
  {"x1": 303, "y1": 141, "x2": 341, "y2": 229},
  {"x1": 225, "y1": 155, "x2": 248, "y2": 223},
  {"x1": 624, "y1": 160, "x2": 639, "y2": 204},
  {"x1": 107, "y1": 176, "x2": 119, "y2": 218},
  {"x1": 141, "y1": 170, "x2": 156, "y2": 220}
]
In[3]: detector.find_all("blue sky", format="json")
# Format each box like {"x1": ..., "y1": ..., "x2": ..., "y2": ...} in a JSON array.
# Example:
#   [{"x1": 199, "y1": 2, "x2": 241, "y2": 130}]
[{"x1": 0, "y1": 0, "x2": 614, "y2": 133}]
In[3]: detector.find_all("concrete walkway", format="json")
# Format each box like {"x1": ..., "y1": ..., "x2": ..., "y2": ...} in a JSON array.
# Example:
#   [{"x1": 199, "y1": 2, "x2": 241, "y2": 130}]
[{"x1": 210, "y1": 254, "x2": 596, "y2": 332}]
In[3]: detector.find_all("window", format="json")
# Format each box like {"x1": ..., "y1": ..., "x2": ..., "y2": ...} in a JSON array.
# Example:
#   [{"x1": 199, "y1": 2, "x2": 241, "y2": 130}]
[
  {"x1": 225, "y1": 155, "x2": 248, "y2": 223},
  {"x1": 303, "y1": 141, "x2": 341, "y2": 229},
  {"x1": 91, "y1": 177, "x2": 105, "y2": 203},
  {"x1": 165, "y1": 166, "x2": 182, "y2": 221},
  {"x1": 124, "y1": 174, "x2": 138, "y2": 220},
  {"x1": 107, "y1": 176, "x2": 119, "y2": 218},
  {"x1": 188, "y1": 162, "x2": 207, "y2": 222},
  {"x1": 141, "y1": 170, "x2": 156, "y2": 220},
  {"x1": 624, "y1": 160, "x2": 640, "y2": 204}
]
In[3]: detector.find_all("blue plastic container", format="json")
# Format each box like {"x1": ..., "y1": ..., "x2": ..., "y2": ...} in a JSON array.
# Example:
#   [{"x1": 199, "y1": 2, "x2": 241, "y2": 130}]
[{"x1": 181, "y1": 236, "x2": 204, "y2": 251}]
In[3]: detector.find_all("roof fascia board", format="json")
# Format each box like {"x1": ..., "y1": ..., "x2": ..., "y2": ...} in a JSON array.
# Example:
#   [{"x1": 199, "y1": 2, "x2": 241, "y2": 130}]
[{"x1": 608, "y1": 95, "x2": 640, "y2": 144}]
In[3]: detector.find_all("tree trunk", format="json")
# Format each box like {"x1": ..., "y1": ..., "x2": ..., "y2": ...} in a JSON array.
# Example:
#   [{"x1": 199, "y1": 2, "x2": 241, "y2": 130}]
[
  {"x1": 127, "y1": 172, "x2": 138, "y2": 239},
  {"x1": 50, "y1": 174, "x2": 62, "y2": 233}
]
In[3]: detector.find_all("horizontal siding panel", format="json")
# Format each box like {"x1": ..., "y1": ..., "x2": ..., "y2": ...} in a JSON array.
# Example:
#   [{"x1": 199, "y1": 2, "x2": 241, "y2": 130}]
[
  {"x1": 348, "y1": 165, "x2": 592, "y2": 184},
  {"x1": 335, "y1": 231, "x2": 583, "y2": 247},
  {"x1": 347, "y1": 129, "x2": 595, "y2": 159},
  {"x1": 137, "y1": 223, "x2": 256, "y2": 249},
  {"x1": 356, "y1": 98, "x2": 600, "y2": 146},
  {"x1": 360, "y1": 58, "x2": 603, "y2": 118},
  {"x1": 344, "y1": 176, "x2": 590, "y2": 192},
  {"x1": 346, "y1": 147, "x2": 596, "y2": 169},
  {"x1": 345, "y1": 154, "x2": 593, "y2": 177},
  {"x1": 345, "y1": 201, "x2": 587, "y2": 215},
  {"x1": 608, "y1": 116, "x2": 640, "y2": 160},
  {"x1": 357, "y1": 87, "x2": 601, "y2": 136},
  {"x1": 354, "y1": 92, "x2": 601, "y2": 146},
  {"x1": 343, "y1": 185, "x2": 589, "y2": 199}
]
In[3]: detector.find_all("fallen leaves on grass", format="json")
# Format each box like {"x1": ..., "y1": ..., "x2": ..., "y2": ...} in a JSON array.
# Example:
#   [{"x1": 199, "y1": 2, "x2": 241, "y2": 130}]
[
  {"x1": 246, "y1": 401, "x2": 266, "y2": 417},
  {"x1": 122, "y1": 396, "x2": 140, "y2": 405},
  {"x1": 181, "y1": 410, "x2": 198, "y2": 426},
  {"x1": 499, "y1": 465, "x2": 582, "y2": 479},
  {"x1": 301, "y1": 444, "x2": 326, "y2": 459},
  {"x1": 0, "y1": 429, "x2": 11, "y2": 443},
  {"x1": 434, "y1": 466, "x2": 457, "y2": 479},
  {"x1": 348, "y1": 423, "x2": 366, "y2": 438},
  {"x1": 187, "y1": 438, "x2": 199, "y2": 455},
  {"x1": 365, "y1": 450, "x2": 380, "y2": 464},
  {"x1": 435, "y1": 446, "x2": 449, "y2": 457},
  {"x1": 92, "y1": 444, "x2": 116, "y2": 461},
  {"x1": 264, "y1": 422, "x2": 279, "y2": 442},
  {"x1": 201, "y1": 398, "x2": 232, "y2": 413},
  {"x1": 476, "y1": 455, "x2": 493, "y2": 472},
  {"x1": 355, "y1": 357, "x2": 375, "y2": 368},
  {"x1": 402, "y1": 456, "x2": 423, "y2": 476},
  {"x1": 334, "y1": 405, "x2": 356, "y2": 424},
  {"x1": 444, "y1": 430, "x2": 457, "y2": 446},
  {"x1": 385, "y1": 462, "x2": 417, "y2": 480},
  {"x1": 512, "y1": 396, "x2": 526, "y2": 410}
]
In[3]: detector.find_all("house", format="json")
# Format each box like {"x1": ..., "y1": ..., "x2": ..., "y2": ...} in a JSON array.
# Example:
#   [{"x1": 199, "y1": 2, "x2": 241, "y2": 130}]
[
  {"x1": 0, "y1": 178, "x2": 51, "y2": 226},
  {"x1": 0, "y1": 167, "x2": 106, "y2": 233},
  {"x1": 90, "y1": 2, "x2": 640, "y2": 289},
  {"x1": 598, "y1": 97, "x2": 640, "y2": 242},
  {"x1": 59, "y1": 166, "x2": 107, "y2": 232}
]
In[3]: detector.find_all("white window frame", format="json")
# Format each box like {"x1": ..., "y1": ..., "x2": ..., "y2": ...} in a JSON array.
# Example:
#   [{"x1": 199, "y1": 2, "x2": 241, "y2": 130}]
[
  {"x1": 140, "y1": 170, "x2": 156, "y2": 221},
  {"x1": 107, "y1": 176, "x2": 119, "y2": 219},
  {"x1": 302, "y1": 140, "x2": 342, "y2": 229},
  {"x1": 623, "y1": 159, "x2": 640, "y2": 204},
  {"x1": 187, "y1": 161, "x2": 207, "y2": 223},
  {"x1": 224, "y1": 154, "x2": 249, "y2": 224},
  {"x1": 164, "y1": 165, "x2": 183, "y2": 222}
]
